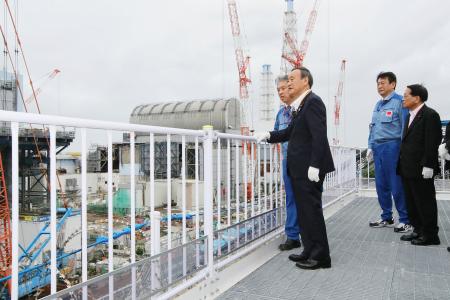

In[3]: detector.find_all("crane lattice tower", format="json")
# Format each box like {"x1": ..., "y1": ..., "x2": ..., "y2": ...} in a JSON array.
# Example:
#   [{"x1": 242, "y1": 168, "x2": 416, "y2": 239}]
[{"x1": 280, "y1": 0, "x2": 298, "y2": 75}]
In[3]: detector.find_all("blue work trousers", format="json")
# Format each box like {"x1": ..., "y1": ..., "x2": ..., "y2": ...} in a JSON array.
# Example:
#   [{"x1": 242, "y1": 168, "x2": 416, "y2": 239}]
[
  {"x1": 282, "y1": 159, "x2": 301, "y2": 240},
  {"x1": 373, "y1": 140, "x2": 409, "y2": 224}
]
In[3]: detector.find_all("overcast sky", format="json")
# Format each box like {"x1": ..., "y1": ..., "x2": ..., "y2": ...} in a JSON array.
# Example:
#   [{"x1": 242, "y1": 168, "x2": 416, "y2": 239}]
[{"x1": 3, "y1": 0, "x2": 450, "y2": 148}]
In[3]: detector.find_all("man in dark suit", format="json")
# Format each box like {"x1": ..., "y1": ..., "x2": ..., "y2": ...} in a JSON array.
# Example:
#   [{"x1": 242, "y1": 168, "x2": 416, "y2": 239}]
[
  {"x1": 397, "y1": 84, "x2": 442, "y2": 246},
  {"x1": 255, "y1": 67, "x2": 335, "y2": 269}
]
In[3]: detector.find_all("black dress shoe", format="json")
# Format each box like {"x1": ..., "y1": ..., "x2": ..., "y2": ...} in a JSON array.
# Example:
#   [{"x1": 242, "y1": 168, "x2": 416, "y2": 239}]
[
  {"x1": 400, "y1": 232, "x2": 419, "y2": 241},
  {"x1": 411, "y1": 236, "x2": 440, "y2": 246},
  {"x1": 288, "y1": 252, "x2": 309, "y2": 262},
  {"x1": 295, "y1": 258, "x2": 331, "y2": 270},
  {"x1": 279, "y1": 239, "x2": 301, "y2": 251},
  {"x1": 447, "y1": 247, "x2": 450, "y2": 252}
]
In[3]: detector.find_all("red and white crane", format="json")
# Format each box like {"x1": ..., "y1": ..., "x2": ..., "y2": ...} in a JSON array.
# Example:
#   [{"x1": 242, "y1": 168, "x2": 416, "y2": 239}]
[
  {"x1": 227, "y1": 0, "x2": 255, "y2": 201},
  {"x1": 24, "y1": 69, "x2": 61, "y2": 106},
  {"x1": 282, "y1": 0, "x2": 321, "y2": 68},
  {"x1": 227, "y1": 0, "x2": 251, "y2": 135},
  {"x1": 0, "y1": 153, "x2": 11, "y2": 288},
  {"x1": 0, "y1": 1, "x2": 65, "y2": 289},
  {"x1": 333, "y1": 60, "x2": 346, "y2": 146},
  {"x1": 280, "y1": 0, "x2": 298, "y2": 75}
]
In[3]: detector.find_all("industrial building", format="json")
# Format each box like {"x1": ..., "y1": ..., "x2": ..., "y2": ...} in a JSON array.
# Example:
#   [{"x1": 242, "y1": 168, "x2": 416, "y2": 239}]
[{"x1": 130, "y1": 98, "x2": 242, "y2": 133}]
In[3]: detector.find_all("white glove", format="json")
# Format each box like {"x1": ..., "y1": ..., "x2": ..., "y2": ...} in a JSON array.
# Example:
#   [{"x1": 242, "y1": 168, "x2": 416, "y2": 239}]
[
  {"x1": 366, "y1": 149, "x2": 373, "y2": 162},
  {"x1": 438, "y1": 143, "x2": 449, "y2": 160},
  {"x1": 422, "y1": 167, "x2": 434, "y2": 179},
  {"x1": 308, "y1": 166, "x2": 320, "y2": 182},
  {"x1": 254, "y1": 132, "x2": 270, "y2": 143}
]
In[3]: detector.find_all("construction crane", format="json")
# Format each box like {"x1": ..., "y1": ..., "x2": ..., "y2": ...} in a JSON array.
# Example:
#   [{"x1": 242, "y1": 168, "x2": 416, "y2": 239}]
[
  {"x1": 226, "y1": 0, "x2": 255, "y2": 201},
  {"x1": 0, "y1": 153, "x2": 11, "y2": 293},
  {"x1": 280, "y1": 0, "x2": 298, "y2": 75},
  {"x1": 24, "y1": 69, "x2": 60, "y2": 106},
  {"x1": 282, "y1": 0, "x2": 321, "y2": 68},
  {"x1": 0, "y1": 1, "x2": 67, "y2": 295},
  {"x1": 333, "y1": 60, "x2": 346, "y2": 146},
  {"x1": 226, "y1": 0, "x2": 252, "y2": 135}
]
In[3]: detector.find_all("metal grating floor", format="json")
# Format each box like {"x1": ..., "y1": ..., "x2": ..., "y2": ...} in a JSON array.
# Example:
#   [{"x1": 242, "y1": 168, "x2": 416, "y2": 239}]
[{"x1": 218, "y1": 197, "x2": 450, "y2": 300}]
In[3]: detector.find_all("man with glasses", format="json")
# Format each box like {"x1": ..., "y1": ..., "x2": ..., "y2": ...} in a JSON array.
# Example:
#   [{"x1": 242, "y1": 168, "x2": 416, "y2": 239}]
[{"x1": 398, "y1": 84, "x2": 441, "y2": 246}]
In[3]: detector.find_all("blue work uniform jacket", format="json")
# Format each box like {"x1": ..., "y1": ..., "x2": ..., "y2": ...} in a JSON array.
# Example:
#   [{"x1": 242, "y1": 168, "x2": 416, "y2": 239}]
[
  {"x1": 368, "y1": 92, "x2": 408, "y2": 149},
  {"x1": 274, "y1": 105, "x2": 292, "y2": 159}
]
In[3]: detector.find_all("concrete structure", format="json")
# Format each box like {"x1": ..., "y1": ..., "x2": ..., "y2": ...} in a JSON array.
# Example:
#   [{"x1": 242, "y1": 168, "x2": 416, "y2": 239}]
[{"x1": 56, "y1": 154, "x2": 80, "y2": 174}]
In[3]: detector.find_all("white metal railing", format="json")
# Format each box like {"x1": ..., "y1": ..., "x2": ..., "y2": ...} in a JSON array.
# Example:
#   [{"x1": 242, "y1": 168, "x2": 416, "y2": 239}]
[
  {"x1": 357, "y1": 148, "x2": 450, "y2": 192},
  {"x1": 1, "y1": 111, "x2": 208, "y2": 300},
  {"x1": 0, "y1": 110, "x2": 284, "y2": 299},
  {"x1": 0, "y1": 110, "x2": 362, "y2": 299},
  {"x1": 323, "y1": 146, "x2": 358, "y2": 208}
]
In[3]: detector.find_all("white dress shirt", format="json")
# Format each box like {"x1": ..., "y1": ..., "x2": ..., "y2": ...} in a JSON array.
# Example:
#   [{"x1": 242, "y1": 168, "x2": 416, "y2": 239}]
[
  {"x1": 408, "y1": 103, "x2": 425, "y2": 127},
  {"x1": 291, "y1": 89, "x2": 312, "y2": 112}
]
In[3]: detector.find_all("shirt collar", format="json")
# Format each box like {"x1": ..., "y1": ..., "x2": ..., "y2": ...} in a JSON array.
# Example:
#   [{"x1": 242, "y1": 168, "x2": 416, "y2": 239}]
[
  {"x1": 291, "y1": 89, "x2": 312, "y2": 111},
  {"x1": 409, "y1": 103, "x2": 424, "y2": 116},
  {"x1": 382, "y1": 91, "x2": 395, "y2": 101}
]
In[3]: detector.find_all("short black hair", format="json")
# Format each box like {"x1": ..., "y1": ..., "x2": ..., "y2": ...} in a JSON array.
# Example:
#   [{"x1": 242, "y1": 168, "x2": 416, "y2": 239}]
[
  {"x1": 407, "y1": 84, "x2": 428, "y2": 102},
  {"x1": 377, "y1": 71, "x2": 397, "y2": 88},
  {"x1": 291, "y1": 66, "x2": 313, "y2": 88}
]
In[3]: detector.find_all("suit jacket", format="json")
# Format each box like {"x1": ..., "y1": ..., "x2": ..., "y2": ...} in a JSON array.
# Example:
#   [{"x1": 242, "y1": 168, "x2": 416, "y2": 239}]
[
  {"x1": 268, "y1": 92, "x2": 335, "y2": 179},
  {"x1": 397, "y1": 104, "x2": 442, "y2": 179}
]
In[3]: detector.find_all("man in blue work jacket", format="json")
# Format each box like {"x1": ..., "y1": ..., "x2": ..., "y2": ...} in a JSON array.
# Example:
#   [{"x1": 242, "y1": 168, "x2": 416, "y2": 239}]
[
  {"x1": 367, "y1": 72, "x2": 411, "y2": 232},
  {"x1": 274, "y1": 75, "x2": 301, "y2": 250}
]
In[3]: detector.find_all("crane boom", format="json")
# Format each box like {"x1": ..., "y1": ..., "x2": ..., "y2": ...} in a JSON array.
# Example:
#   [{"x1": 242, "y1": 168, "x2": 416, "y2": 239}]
[
  {"x1": 298, "y1": 0, "x2": 320, "y2": 62},
  {"x1": 24, "y1": 69, "x2": 60, "y2": 105},
  {"x1": 333, "y1": 60, "x2": 346, "y2": 145},
  {"x1": 227, "y1": 0, "x2": 251, "y2": 101},
  {"x1": 0, "y1": 153, "x2": 12, "y2": 291},
  {"x1": 282, "y1": 0, "x2": 321, "y2": 68}
]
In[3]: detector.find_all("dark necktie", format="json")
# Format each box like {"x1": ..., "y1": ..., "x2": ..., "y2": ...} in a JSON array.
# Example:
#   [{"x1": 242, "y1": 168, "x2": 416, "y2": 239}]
[{"x1": 283, "y1": 106, "x2": 292, "y2": 122}]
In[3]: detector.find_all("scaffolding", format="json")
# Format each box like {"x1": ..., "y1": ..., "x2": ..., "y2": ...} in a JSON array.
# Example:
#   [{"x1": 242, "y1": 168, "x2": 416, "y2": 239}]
[
  {"x1": 87, "y1": 145, "x2": 119, "y2": 173},
  {"x1": 260, "y1": 65, "x2": 275, "y2": 122},
  {"x1": 0, "y1": 127, "x2": 74, "y2": 213},
  {"x1": 141, "y1": 141, "x2": 200, "y2": 179}
]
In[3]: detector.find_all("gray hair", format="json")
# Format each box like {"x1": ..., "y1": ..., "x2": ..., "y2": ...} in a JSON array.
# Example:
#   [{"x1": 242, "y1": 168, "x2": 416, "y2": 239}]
[{"x1": 275, "y1": 75, "x2": 288, "y2": 85}]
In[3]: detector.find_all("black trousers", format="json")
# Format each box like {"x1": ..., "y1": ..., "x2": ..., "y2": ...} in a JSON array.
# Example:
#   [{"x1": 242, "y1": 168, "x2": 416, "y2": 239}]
[
  {"x1": 290, "y1": 177, "x2": 330, "y2": 260},
  {"x1": 402, "y1": 177, "x2": 439, "y2": 239}
]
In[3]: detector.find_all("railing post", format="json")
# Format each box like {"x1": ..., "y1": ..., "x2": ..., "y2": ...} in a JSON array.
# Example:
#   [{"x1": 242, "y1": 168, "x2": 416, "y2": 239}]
[
  {"x1": 107, "y1": 131, "x2": 114, "y2": 298},
  {"x1": 49, "y1": 125, "x2": 57, "y2": 294},
  {"x1": 358, "y1": 149, "x2": 362, "y2": 191},
  {"x1": 150, "y1": 212, "x2": 161, "y2": 255},
  {"x1": 151, "y1": 211, "x2": 161, "y2": 291},
  {"x1": 11, "y1": 122, "x2": 19, "y2": 300},
  {"x1": 202, "y1": 125, "x2": 214, "y2": 276},
  {"x1": 130, "y1": 131, "x2": 136, "y2": 300},
  {"x1": 81, "y1": 128, "x2": 88, "y2": 300}
]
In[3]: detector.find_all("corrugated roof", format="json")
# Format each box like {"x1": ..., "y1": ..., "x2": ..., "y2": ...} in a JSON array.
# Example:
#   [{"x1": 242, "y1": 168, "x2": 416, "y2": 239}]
[{"x1": 131, "y1": 98, "x2": 236, "y2": 116}]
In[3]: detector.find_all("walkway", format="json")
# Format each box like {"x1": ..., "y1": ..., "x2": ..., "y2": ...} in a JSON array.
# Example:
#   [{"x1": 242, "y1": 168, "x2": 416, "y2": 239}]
[{"x1": 219, "y1": 197, "x2": 450, "y2": 300}]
